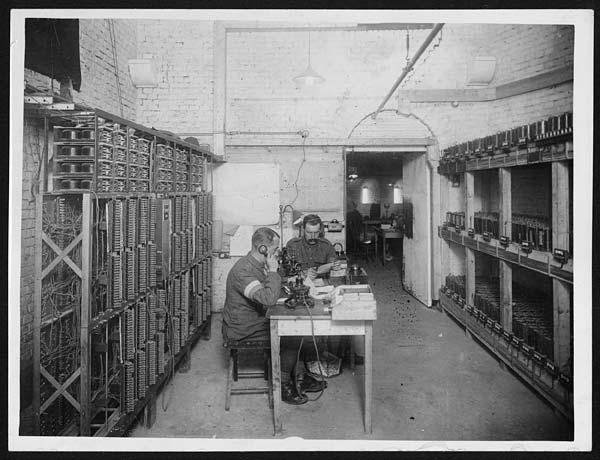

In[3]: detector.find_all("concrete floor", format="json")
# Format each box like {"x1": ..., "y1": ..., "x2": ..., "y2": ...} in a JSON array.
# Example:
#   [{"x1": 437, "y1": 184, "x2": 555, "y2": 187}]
[{"x1": 130, "y1": 260, "x2": 572, "y2": 441}]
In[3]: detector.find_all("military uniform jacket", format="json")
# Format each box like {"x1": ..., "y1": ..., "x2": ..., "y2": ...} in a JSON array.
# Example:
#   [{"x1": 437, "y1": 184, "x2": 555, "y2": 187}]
[
  {"x1": 222, "y1": 253, "x2": 282, "y2": 341},
  {"x1": 285, "y1": 237, "x2": 337, "y2": 270}
]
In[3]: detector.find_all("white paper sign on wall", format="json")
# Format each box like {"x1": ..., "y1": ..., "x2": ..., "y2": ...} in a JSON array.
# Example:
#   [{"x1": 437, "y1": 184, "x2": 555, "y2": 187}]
[{"x1": 212, "y1": 163, "x2": 280, "y2": 226}]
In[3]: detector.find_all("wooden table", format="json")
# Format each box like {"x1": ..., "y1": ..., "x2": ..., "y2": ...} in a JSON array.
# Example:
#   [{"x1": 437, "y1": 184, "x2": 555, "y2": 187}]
[
  {"x1": 373, "y1": 227, "x2": 403, "y2": 266},
  {"x1": 267, "y1": 302, "x2": 374, "y2": 435}
]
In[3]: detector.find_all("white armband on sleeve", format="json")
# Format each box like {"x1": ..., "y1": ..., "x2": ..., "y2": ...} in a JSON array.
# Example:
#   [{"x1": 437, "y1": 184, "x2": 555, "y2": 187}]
[{"x1": 243, "y1": 280, "x2": 262, "y2": 299}]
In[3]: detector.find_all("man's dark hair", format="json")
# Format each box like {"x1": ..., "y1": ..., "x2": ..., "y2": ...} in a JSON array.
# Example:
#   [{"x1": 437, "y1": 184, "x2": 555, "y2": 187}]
[
  {"x1": 302, "y1": 214, "x2": 322, "y2": 229},
  {"x1": 252, "y1": 227, "x2": 280, "y2": 249}
]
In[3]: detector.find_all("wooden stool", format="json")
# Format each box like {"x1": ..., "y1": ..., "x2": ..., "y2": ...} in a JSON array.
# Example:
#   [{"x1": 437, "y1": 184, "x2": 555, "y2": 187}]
[{"x1": 224, "y1": 339, "x2": 273, "y2": 411}]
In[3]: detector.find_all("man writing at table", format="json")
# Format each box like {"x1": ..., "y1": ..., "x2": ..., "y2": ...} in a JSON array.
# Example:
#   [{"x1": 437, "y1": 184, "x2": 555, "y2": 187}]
[
  {"x1": 286, "y1": 214, "x2": 340, "y2": 280},
  {"x1": 221, "y1": 227, "x2": 325, "y2": 405}
]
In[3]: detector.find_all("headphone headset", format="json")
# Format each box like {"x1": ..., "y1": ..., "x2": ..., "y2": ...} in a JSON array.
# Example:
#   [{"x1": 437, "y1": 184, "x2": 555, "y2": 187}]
[{"x1": 258, "y1": 245, "x2": 268, "y2": 257}]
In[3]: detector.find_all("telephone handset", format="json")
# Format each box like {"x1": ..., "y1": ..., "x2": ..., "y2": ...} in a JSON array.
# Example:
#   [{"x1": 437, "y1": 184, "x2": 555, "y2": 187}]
[{"x1": 258, "y1": 245, "x2": 268, "y2": 257}]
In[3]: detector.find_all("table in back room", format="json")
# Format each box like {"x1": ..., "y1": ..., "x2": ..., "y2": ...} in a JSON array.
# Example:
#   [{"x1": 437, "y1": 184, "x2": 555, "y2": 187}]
[
  {"x1": 373, "y1": 227, "x2": 403, "y2": 266},
  {"x1": 266, "y1": 301, "x2": 374, "y2": 435}
]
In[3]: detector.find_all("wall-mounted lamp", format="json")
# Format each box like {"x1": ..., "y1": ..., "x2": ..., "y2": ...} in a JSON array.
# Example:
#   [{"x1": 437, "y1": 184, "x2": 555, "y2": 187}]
[
  {"x1": 128, "y1": 54, "x2": 158, "y2": 88},
  {"x1": 466, "y1": 55, "x2": 497, "y2": 86},
  {"x1": 361, "y1": 185, "x2": 369, "y2": 204},
  {"x1": 293, "y1": 32, "x2": 325, "y2": 87},
  {"x1": 347, "y1": 166, "x2": 358, "y2": 182}
]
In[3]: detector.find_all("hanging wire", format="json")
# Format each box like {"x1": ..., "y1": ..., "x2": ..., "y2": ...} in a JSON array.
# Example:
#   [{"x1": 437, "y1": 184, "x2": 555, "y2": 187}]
[
  {"x1": 107, "y1": 19, "x2": 124, "y2": 117},
  {"x1": 289, "y1": 134, "x2": 308, "y2": 207},
  {"x1": 401, "y1": 27, "x2": 443, "y2": 89}
]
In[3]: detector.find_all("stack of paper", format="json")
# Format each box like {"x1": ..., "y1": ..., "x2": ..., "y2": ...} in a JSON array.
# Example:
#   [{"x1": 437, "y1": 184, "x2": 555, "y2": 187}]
[{"x1": 331, "y1": 285, "x2": 377, "y2": 320}]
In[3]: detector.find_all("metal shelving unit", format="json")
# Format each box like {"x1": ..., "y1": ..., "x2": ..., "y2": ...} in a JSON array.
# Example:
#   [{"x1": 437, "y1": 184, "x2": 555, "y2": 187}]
[
  {"x1": 437, "y1": 114, "x2": 573, "y2": 420},
  {"x1": 31, "y1": 107, "x2": 216, "y2": 436}
]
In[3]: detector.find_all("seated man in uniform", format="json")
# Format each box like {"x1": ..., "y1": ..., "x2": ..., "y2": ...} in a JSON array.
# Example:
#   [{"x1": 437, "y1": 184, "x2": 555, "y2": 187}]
[
  {"x1": 222, "y1": 227, "x2": 281, "y2": 343},
  {"x1": 222, "y1": 227, "x2": 324, "y2": 405},
  {"x1": 286, "y1": 214, "x2": 339, "y2": 280},
  {"x1": 283, "y1": 214, "x2": 341, "y2": 387}
]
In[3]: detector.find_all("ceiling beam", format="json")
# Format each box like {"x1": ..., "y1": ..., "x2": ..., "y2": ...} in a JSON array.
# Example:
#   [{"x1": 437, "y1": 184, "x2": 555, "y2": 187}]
[{"x1": 398, "y1": 65, "x2": 573, "y2": 103}]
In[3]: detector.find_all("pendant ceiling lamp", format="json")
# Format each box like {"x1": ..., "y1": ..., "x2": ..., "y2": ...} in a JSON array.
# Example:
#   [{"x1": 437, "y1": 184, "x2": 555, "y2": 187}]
[{"x1": 293, "y1": 32, "x2": 325, "y2": 87}]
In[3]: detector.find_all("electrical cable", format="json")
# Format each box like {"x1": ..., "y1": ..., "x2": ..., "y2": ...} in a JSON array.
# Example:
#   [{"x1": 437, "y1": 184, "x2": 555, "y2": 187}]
[
  {"x1": 298, "y1": 298, "x2": 325, "y2": 402},
  {"x1": 289, "y1": 135, "x2": 308, "y2": 207}
]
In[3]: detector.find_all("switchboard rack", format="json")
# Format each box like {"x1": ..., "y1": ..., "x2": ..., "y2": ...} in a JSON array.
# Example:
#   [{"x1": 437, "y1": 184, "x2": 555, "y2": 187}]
[
  {"x1": 32, "y1": 107, "x2": 216, "y2": 437},
  {"x1": 437, "y1": 113, "x2": 573, "y2": 420}
]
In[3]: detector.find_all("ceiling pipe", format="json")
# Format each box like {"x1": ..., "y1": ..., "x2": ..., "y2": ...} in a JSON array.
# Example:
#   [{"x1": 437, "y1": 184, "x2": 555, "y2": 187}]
[{"x1": 372, "y1": 23, "x2": 445, "y2": 120}]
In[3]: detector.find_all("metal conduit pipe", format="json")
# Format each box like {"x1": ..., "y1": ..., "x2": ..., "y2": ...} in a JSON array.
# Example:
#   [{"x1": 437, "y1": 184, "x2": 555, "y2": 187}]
[{"x1": 372, "y1": 23, "x2": 445, "y2": 120}]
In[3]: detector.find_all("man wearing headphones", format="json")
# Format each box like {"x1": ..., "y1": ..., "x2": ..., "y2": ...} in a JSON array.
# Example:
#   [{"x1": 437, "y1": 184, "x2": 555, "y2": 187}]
[
  {"x1": 222, "y1": 227, "x2": 319, "y2": 405},
  {"x1": 222, "y1": 227, "x2": 281, "y2": 343},
  {"x1": 286, "y1": 214, "x2": 339, "y2": 280}
]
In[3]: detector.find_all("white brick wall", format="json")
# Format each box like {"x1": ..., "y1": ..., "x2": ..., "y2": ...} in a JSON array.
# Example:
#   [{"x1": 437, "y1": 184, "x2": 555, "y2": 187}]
[
  {"x1": 75, "y1": 19, "x2": 138, "y2": 120},
  {"x1": 136, "y1": 20, "x2": 214, "y2": 146}
]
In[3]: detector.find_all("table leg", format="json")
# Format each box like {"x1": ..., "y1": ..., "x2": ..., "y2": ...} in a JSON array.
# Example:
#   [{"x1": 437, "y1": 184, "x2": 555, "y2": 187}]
[
  {"x1": 364, "y1": 322, "x2": 373, "y2": 433},
  {"x1": 382, "y1": 233, "x2": 386, "y2": 266},
  {"x1": 374, "y1": 231, "x2": 378, "y2": 263},
  {"x1": 270, "y1": 321, "x2": 282, "y2": 435}
]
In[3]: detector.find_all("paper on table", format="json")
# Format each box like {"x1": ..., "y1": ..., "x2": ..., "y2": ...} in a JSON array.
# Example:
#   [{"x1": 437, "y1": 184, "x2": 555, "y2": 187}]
[{"x1": 304, "y1": 276, "x2": 335, "y2": 299}]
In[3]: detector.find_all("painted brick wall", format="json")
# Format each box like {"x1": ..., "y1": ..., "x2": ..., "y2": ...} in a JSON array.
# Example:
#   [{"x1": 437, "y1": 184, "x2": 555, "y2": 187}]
[
  {"x1": 19, "y1": 119, "x2": 45, "y2": 363},
  {"x1": 136, "y1": 20, "x2": 214, "y2": 147},
  {"x1": 75, "y1": 19, "x2": 138, "y2": 120},
  {"x1": 486, "y1": 25, "x2": 574, "y2": 86},
  {"x1": 20, "y1": 19, "x2": 138, "y2": 366}
]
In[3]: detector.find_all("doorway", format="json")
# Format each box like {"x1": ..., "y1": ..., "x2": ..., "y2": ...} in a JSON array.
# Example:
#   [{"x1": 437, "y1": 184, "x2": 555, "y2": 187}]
[{"x1": 345, "y1": 151, "x2": 404, "y2": 267}]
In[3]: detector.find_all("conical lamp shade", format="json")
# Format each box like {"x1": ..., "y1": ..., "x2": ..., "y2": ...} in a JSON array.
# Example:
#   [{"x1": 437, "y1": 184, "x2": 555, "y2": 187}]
[
  {"x1": 293, "y1": 31, "x2": 325, "y2": 87},
  {"x1": 293, "y1": 63, "x2": 325, "y2": 87}
]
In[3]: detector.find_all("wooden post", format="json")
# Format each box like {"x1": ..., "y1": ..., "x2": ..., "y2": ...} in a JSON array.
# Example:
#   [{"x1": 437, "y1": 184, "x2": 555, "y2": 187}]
[
  {"x1": 33, "y1": 195, "x2": 43, "y2": 435},
  {"x1": 465, "y1": 171, "x2": 475, "y2": 236},
  {"x1": 464, "y1": 172, "x2": 476, "y2": 307},
  {"x1": 364, "y1": 322, "x2": 373, "y2": 433},
  {"x1": 270, "y1": 320, "x2": 282, "y2": 435},
  {"x1": 499, "y1": 260, "x2": 513, "y2": 331},
  {"x1": 499, "y1": 168, "x2": 512, "y2": 240},
  {"x1": 498, "y1": 168, "x2": 512, "y2": 331},
  {"x1": 553, "y1": 279, "x2": 571, "y2": 370},
  {"x1": 551, "y1": 161, "x2": 571, "y2": 369},
  {"x1": 466, "y1": 248, "x2": 476, "y2": 307},
  {"x1": 551, "y1": 161, "x2": 570, "y2": 251},
  {"x1": 80, "y1": 194, "x2": 93, "y2": 436}
]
